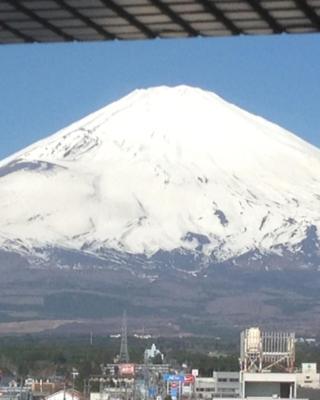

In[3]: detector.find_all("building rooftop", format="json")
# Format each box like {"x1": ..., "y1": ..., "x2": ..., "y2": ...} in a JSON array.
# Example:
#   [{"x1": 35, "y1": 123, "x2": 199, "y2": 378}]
[{"x1": 1, "y1": 0, "x2": 320, "y2": 44}]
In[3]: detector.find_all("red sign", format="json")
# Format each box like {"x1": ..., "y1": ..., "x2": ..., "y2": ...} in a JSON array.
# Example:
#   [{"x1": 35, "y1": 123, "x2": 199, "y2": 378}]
[
  {"x1": 119, "y1": 363, "x2": 135, "y2": 376},
  {"x1": 184, "y1": 374, "x2": 195, "y2": 384}
]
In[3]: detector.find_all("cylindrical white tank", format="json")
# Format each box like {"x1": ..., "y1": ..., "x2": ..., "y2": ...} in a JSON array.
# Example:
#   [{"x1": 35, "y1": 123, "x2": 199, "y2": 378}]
[{"x1": 247, "y1": 327, "x2": 261, "y2": 353}]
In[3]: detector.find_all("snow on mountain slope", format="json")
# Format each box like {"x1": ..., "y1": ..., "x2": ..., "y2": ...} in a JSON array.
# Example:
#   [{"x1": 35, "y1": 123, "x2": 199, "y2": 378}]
[{"x1": 0, "y1": 85, "x2": 319, "y2": 263}]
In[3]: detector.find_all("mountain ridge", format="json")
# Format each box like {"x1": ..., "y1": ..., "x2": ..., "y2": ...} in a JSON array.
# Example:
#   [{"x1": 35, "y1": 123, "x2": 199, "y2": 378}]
[{"x1": 0, "y1": 86, "x2": 320, "y2": 331}]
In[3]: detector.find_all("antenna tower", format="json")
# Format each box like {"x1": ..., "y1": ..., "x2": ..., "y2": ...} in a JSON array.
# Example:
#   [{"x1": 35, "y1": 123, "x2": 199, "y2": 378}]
[{"x1": 119, "y1": 310, "x2": 130, "y2": 363}]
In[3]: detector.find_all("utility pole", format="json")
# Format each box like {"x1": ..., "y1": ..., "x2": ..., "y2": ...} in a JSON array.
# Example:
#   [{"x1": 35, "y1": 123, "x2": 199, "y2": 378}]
[
  {"x1": 71, "y1": 368, "x2": 79, "y2": 400},
  {"x1": 119, "y1": 311, "x2": 130, "y2": 363},
  {"x1": 83, "y1": 379, "x2": 91, "y2": 400}
]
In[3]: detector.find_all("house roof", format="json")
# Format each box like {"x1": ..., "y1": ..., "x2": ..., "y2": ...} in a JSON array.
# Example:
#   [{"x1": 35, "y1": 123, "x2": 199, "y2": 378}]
[
  {"x1": 1, "y1": 0, "x2": 320, "y2": 44},
  {"x1": 45, "y1": 389, "x2": 83, "y2": 400}
]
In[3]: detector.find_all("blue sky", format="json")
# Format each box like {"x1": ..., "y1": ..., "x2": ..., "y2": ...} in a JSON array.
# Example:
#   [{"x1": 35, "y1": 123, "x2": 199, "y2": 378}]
[{"x1": 0, "y1": 33, "x2": 319, "y2": 160}]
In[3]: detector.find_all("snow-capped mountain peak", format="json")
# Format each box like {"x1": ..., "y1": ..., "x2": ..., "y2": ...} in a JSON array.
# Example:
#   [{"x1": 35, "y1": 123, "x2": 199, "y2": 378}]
[{"x1": 0, "y1": 85, "x2": 319, "y2": 266}]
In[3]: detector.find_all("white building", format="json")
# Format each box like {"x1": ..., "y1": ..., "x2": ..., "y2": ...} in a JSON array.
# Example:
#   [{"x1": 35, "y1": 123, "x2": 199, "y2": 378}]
[
  {"x1": 297, "y1": 363, "x2": 320, "y2": 389},
  {"x1": 195, "y1": 372, "x2": 240, "y2": 399},
  {"x1": 195, "y1": 377, "x2": 215, "y2": 399},
  {"x1": 90, "y1": 387, "x2": 134, "y2": 400},
  {"x1": 212, "y1": 371, "x2": 240, "y2": 398},
  {"x1": 24, "y1": 378, "x2": 35, "y2": 387},
  {"x1": 144, "y1": 343, "x2": 164, "y2": 363},
  {"x1": 46, "y1": 389, "x2": 83, "y2": 400},
  {"x1": 240, "y1": 372, "x2": 297, "y2": 399}
]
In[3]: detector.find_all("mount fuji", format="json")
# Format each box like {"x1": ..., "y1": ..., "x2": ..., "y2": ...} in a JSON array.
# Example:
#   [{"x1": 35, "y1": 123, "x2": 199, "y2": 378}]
[{"x1": 0, "y1": 85, "x2": 320, "y2": 333}]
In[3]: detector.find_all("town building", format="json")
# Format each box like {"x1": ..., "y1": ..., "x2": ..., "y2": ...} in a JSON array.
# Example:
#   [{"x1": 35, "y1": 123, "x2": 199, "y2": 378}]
[
  {"x1": 195, "y1": 377, "x2": 215, "y2": 399},
  {"x1": 194, "y1": 372, "x2": 240, "y2": 399},
  {"x1": 240, "y1": 372, "x2": 297, "y2": 398},
  {"x1": 239, "y1": 327, "x2": 310, "y2": 399},
  {"x1": 297, "y1": 364, "x2": 320, "y2": 389},
  {"x1": 45, "y1": 389, "x2": 83, "y2": 400},
  {"x1": 144, "y1": 344, "x2": 164, "y2": 364},
  {"x1": 212, "y1": 371, "x2": 240, "y2": 398}
]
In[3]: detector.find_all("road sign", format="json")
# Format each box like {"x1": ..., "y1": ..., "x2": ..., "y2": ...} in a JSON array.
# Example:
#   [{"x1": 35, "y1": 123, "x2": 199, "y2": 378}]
[
  {"x1": 170, "y1": 388, "x2": 178, "y2": 397},
  {"x1": 184, "y1": 374, "x2": 195, "y2": 384},
  {"x1": 163, "y1": 374, "x2": 184, "y2": 382},
  {"x1": 149, "y1": 387, "x2": 157, "y2": 397}
]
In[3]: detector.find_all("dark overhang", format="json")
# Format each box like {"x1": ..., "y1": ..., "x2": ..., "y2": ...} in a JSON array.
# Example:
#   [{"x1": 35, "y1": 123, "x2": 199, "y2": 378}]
[{"x1": 1, "y1": 0, "x2": 320, "y2": 44}]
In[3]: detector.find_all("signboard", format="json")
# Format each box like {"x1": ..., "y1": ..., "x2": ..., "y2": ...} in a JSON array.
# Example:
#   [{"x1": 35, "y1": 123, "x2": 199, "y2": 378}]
[
  {"x1": 163, "y1": 374, "x2": 184, "y2": 382},
  {"x1": 119, "y1": 363, "x2": 135, "y2": 376},
  {"x1": 170, "y1": 388, "x2": 178, "y2": 395},
  {"x1": 148, "y1": 387, "x2": 157, "y2": 397},
  {"x1": 182, "y1": 385, "x2": 192, "y2": 394},
  {"x1": 184, "y1": 374, "x2": 195, "y2": 384}
]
